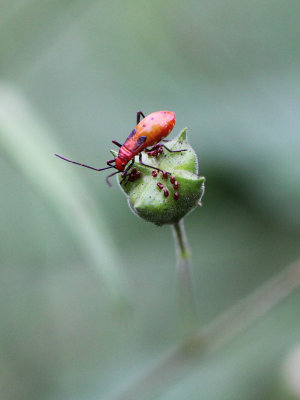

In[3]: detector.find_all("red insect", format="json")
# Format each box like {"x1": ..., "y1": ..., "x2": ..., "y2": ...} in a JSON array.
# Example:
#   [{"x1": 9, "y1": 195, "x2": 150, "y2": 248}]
[{"x1": 55, "y1": 110, "x2": 184, "y2": 186}]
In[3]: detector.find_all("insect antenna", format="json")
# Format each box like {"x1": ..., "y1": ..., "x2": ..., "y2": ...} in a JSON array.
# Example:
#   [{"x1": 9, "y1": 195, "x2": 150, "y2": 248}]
[{"x1": 54, "y1": 153, "x2": 116, "y2": 171}]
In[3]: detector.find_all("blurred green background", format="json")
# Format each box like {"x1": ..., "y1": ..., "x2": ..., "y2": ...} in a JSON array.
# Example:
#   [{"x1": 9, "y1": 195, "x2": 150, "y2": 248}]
[{"x1": 0, "y1": 1, "x2": 300, "y2": 399}]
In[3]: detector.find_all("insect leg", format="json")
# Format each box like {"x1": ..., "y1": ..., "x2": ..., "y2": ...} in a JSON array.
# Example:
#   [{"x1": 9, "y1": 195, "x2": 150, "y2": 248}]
[
  {"x1": 138, "y1": 152, "x2": 166, "y2": 173},
  {"x1": 120, "y1": 159, "x2": 135, "y2": 185},
  {"x1": 161, "y1": 144, "x2": 187, "y2": 153},
  {"x1": 136, "y1": 110, "x2": 146, "y2": 124},
  {"x1": 107, "y1": 159, "x2": 116, "y2": 166},
  {"x1": 106, "y1": 170, "x2": 121, "y2": 186},
  {"x1": 145, "y1": 144, "x2": 160, "y2": 152},
  {"x1": 121, "y1": 159, "x2": 135, "y2": 177}
]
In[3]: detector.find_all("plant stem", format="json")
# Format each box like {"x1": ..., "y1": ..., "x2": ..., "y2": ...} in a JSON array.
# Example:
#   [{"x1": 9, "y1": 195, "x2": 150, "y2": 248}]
[{"x1": 172, "y1": 219, "x2": 198, "y2": 331}]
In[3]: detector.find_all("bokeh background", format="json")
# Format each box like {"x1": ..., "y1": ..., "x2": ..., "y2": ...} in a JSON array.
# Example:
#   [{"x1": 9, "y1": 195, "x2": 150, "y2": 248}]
[{"x1": 0, "y1": 1, "x2": 300, "y2": 399}]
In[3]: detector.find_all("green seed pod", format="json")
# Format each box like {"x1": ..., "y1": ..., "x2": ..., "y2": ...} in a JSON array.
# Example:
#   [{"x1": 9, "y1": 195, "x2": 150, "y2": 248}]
[{"x1": 112, "y1": 129, "x2": 205, "y2": 226}]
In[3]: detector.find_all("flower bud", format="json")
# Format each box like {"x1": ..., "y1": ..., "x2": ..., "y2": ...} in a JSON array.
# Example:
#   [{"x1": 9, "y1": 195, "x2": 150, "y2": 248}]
[{"x1": 113, "y1": 129, "x2": 205, "y2": 226}]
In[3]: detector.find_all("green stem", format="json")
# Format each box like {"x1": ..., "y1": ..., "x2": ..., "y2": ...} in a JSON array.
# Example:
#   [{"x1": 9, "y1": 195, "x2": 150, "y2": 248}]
[{"x1": 172, "y1": 219, "x2": 198, "y2": 331}]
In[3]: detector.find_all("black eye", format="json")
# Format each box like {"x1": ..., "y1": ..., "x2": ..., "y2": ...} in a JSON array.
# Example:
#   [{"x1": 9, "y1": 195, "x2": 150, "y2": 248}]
[{"x1": 122, "y1": 163, "x2": 125, "y2": 166}]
